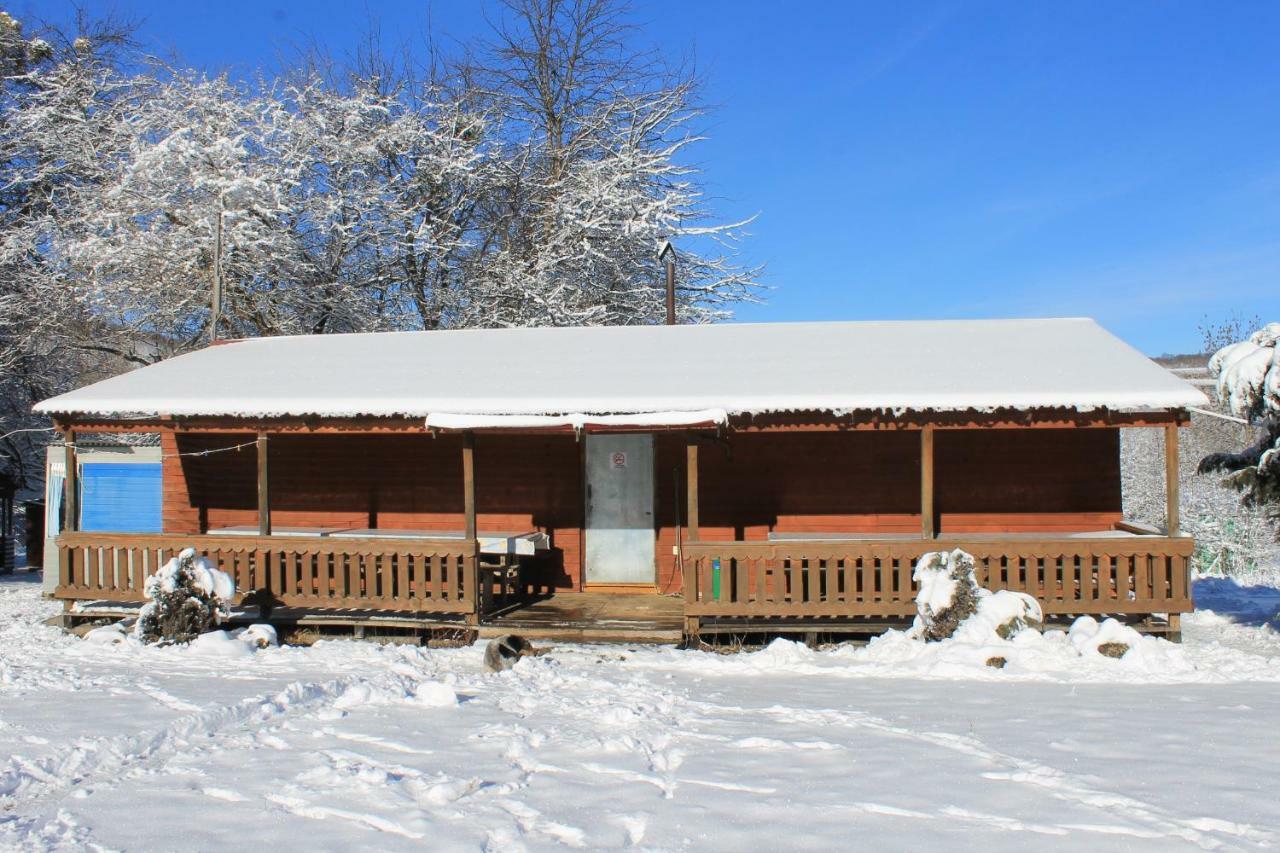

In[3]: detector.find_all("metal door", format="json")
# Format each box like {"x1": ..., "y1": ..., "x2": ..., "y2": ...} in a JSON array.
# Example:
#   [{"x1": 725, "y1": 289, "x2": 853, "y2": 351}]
[{"x1": 585, "y1": 433, "x2": 656, "y2": 584}]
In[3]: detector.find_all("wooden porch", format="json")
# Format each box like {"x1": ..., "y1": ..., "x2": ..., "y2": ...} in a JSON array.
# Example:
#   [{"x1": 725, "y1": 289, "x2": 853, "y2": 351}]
[
  {"x1": 54, "y1": 525, "x2": 1193, "y2": 642},
  {"x1": 49, "y1": 413, "x2": 1194, "y2": 643}
]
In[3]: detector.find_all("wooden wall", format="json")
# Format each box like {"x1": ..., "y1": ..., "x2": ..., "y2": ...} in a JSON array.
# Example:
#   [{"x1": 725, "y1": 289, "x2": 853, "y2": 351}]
[
  {"x1": 162, "y1": 425, "x2": 1123, "y2": 595},
  {"x1": 935, "y1": 428, "x2": 1122, "y2": 531},
  {"x1": 164, "y1": 431, "x2": 583, "y2": 592}
]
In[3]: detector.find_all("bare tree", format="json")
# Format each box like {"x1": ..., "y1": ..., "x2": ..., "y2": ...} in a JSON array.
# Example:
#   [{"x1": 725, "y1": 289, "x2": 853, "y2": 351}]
[
  {"x1": 0, "y1": 0, "x2": 765, "y2": 493},
  {"x1": 461, "y1": 0, "x2": 761, "y2": 326}
]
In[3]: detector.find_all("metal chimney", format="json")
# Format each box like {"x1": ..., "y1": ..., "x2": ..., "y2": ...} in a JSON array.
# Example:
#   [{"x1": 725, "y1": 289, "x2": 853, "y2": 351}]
[{"x1": 658, "y1": 239, "x2": 676, "y2": 325}]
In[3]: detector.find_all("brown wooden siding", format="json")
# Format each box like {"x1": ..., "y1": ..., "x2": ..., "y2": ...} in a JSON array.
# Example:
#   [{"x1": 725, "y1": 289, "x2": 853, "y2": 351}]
[
  {"x1": 163, "y1": 426, "x2": 1123, "y2": 596},
  {"x1": 165, "y1": 432, "x2": 583, "y2": 592},
  {"x1": 935, "y1": 428, "x2": 1122, "y2": 531}
]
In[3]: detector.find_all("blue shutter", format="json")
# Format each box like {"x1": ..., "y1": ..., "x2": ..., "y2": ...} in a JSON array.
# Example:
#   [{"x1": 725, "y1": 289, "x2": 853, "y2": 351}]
[{"x1": 80, "y1": 463, "x2": 163, "y2": 533}]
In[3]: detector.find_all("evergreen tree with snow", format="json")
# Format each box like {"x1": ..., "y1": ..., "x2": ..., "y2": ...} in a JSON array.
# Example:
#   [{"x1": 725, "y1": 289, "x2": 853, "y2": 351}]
[
  {"x1": 135, "y1": 548, "x2": 235, "y2": 645},
  {"x1": 1199, "y1": 323, "x2": 1280, "y2": 518}
]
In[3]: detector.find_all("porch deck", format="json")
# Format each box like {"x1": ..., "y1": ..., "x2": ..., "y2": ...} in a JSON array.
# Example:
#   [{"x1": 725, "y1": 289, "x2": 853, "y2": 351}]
[
  {"x1": 481, "y1": 592, "x2": 684, "y2": 643},
  {"x1": 53, "y1": 526, "x2": 1194, "y2": 643},
  {"x1": 62, "y1": 592, "x2": 687, "y2": 644}
]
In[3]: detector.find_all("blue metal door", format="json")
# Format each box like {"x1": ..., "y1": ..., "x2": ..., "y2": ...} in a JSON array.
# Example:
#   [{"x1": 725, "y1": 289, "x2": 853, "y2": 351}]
[{"x1": 80, "y1": 463, "x2": 163, "y2": 532}]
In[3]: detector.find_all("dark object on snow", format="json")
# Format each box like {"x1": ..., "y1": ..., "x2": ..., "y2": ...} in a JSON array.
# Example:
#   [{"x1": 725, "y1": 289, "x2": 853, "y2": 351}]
[
  {"x1": 1097, "y1": 642, "x2": 1130, "y2": 659},
  {"x1": 484, "y1": 634, "x2": 533, "y2": 672},
  {"x1": 985, "y1": 656, "x2": 1007, "y2": 669},
  {"x1": 136, "y1": 551, "x2": 225, "y2": 645}
]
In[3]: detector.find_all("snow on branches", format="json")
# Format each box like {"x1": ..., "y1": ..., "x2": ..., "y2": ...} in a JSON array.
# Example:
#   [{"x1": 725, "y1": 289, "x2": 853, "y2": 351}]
[
  {"x1": 1209, "y1": 323, "x2": 1280, "y2": 422},
  {"x1": 135, "y1": 548, "x2": 235, "y2": 645},
  {"x1": 1201, "y1": 323, "x2": 1280, "y2": 515},
  {"x1": 0, "y1": 0, "x2": 763, "y2": 490}
]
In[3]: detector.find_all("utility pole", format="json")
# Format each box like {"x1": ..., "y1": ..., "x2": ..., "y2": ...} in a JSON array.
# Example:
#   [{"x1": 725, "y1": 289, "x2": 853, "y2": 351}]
[
  {"x1": 210, "y1": 196, "x2": 224, "y2": 344},
  {"x1": 658, "y1": 238, "x2": 676, "y2": 325}
]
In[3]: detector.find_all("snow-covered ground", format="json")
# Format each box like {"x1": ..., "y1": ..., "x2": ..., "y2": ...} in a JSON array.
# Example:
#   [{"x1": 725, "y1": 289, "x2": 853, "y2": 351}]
[{"x1": 2, "y1": 572, "x2": 1279, "y2": 852}]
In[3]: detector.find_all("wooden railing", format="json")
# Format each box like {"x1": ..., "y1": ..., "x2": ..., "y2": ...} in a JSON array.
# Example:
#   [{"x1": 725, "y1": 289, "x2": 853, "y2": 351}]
[
  {"x1": 56, "y1": 533, "x2": 479, "y2": 615},
  {"x1": 682, "y1": 536, "x2": 1194, "y2": 619}
]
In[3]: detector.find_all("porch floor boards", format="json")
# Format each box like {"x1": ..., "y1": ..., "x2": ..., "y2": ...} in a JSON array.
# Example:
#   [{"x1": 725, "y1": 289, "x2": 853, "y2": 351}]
[
  {"x1": 480, "y1": 592, "x2": 685, "y2": 644},
  {"x1": 65, "y1": 592, "x2": 688, "y2": 644}
]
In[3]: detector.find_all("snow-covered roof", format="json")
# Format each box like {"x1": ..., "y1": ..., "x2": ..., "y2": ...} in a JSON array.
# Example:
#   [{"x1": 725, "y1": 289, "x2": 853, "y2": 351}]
[{"x1": 34, "y1": 318, "x2": 1206, "y2": 422}]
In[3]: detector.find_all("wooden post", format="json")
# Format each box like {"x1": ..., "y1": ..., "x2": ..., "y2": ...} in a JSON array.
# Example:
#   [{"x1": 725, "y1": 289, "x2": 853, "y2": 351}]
[
  {"x1": 462, "y1": 432, "x2": 476, "y2": 541},
  {"x1": 920, "y1": 425, "x2": 935, "y2": 539},
  {"x1": 62, "y1": 428, "x2": 78, "y2": 534},
  {"x1": 462, "y1": 432, "x2": 478, "y2": 622},
  {"x1": 256, "y1": 432, "x2": 271, "y2": 536},
  {"x1": 686, "y1": 434, "x2": 699, "y2": 541},
  {"x1": 1165, "y1": 422, "x2": 1180, "y2": 536}
]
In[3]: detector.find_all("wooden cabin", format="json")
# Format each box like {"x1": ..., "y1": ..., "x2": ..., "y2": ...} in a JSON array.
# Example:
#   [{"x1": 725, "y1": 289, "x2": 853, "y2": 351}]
[{"x1": 35, "y1": 318, "x2": 1206, "y2": 641}]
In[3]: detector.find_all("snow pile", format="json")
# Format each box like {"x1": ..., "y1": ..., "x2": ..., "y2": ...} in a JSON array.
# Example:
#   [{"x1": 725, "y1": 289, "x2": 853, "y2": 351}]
[
  {"x1": 82, "y1": 624, "x2": 281, "y2": 658},
  {"x1": 912, "y1": 549, "x2": 1042, "y2": 643},
  {"x1": 1067, "y1": 616, "x2": 1143, "y2": 657},
  {"x1": 135, "y1": 549, "x2": 235, "y2": 644},
  {"x1": 236, "y1": 624, "x2": 278, "y2": 649},
  {"x1": 82, "y1": 624, "x2": 130, "y2": 646},
  {"x1": 322, "y1": 678, "x2": 458, "y2": 720}
]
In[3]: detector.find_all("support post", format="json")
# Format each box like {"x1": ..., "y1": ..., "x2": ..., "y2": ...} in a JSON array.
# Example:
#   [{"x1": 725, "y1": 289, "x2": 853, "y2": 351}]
[
  {"x1": 920, "y1": 425, "x2": 935, "y2": 539},
  {"x1": 1165, "y1": 422, "x2": 1180, "y2": 536},
  {"x1": 462, "y1": 432, "x2": 479, "y2": 623},
  {"x1": 256, "y1": 432, "x2": 271, "y2": 536},
  {"x1": 685, "y1": 433, "x2": 699, "y2": 541},
  {"x1": 62, "y1": 428, "x2": 78, "y2": 534},
  {"x1": 462, "y1": 432, "x2": 476, "y2": 541}
]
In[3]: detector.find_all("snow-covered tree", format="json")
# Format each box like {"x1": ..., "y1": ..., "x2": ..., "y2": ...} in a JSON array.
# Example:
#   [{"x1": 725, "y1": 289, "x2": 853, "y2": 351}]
[
  {"x1": 282, "y1": 72, "x2": 497, "y2": 332},
  {"x1": 135, "y1": 548, "x2": 235, "y2": 644},
  {"x1": 0, "y1": 10, "x2": 140, "y2": 491},
  {"x1": 460, "y1": 0, "x2": 761, "y2": 326},
  {"x1": 1199, "y1": 323, "x2": 1280, "y2": 516},
  {"x1": 59, "y1": 70, "x2": 304, "y2": 345},
  {"x1": 0, "y1": 0, "x2": 764, "y2": 494}
]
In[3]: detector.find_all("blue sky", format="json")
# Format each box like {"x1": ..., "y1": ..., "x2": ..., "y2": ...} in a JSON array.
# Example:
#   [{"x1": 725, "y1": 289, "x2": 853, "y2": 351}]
[{"x1": 27, "y1": 0, "x2": 1280, "y2": 354}]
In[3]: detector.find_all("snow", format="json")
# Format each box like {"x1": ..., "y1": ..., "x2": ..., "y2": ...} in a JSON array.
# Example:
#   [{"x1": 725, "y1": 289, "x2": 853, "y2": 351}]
[
  {"x1": 425, "y1": 408, "x2": 729, "y2": 430},
  {"x1": 911, "y1": 548, "x2": 1042, "y2": 643},
  {"x1": 34, "y1": 318, "x2": 1206, "y2": 420},
  {"x1": 3, "y1": 572, "x2": 1279, "y2": 851},
  {"x1": 144, "y1": 549, "x2": 235, "y2": 604},
  {"x1": 912, "y1": 550, "x2": 961, "y2": 616},
  {"x1": 1209, "y1": 322, "x2": 1280, "y2": 419}
]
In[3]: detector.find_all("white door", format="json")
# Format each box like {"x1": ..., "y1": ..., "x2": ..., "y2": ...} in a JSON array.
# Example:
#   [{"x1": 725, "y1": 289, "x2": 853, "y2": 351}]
[{"x1": 585, "y1": 434, "x2": 656, "y2": 584}]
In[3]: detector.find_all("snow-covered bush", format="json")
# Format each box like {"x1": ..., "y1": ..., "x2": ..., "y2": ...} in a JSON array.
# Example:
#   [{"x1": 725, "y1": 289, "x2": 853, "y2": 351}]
[
  {"x1": 912, "y1": 549, "x2": 1042, "y2": 642},
  {"x1": 1201, "y1": 323, "x2": 1280, "y2": 517},
  {"x1": 912, "y1": 549, "x2": 981, "y2": 641},
  {"x1": 135, "y1": 549, "x2": 235, "y2": 645}
]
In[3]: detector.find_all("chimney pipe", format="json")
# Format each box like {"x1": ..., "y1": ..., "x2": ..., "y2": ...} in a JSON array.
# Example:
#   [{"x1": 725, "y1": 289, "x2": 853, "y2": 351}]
[{"x1": 658, "y1": 239, "x2": 676, "y2": 325}]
